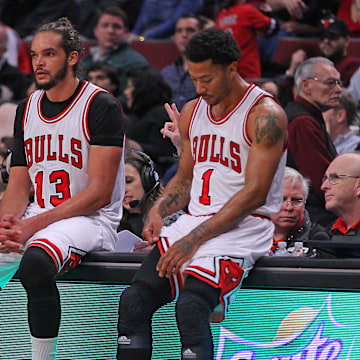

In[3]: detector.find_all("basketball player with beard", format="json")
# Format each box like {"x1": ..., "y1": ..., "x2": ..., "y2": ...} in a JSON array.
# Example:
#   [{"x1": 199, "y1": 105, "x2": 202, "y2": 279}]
[{"x1": 0, "y1": 18, "x2": 125, "y2": 359}]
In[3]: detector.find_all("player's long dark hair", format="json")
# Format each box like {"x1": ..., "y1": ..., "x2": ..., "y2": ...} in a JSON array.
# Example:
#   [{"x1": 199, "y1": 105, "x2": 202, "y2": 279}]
[
  {"x1": 35, "y1": 17, "x2": 83, "y2": 76},
  {"x1": 126, "y1": 66, "x2": 172, "y2": 117}
]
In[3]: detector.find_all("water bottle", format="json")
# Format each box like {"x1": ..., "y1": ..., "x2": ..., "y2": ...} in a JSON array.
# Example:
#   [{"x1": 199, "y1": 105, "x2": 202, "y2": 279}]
[
  {"x1": 291, "y1": 241, "x2": 305, "y2": 257},
  {"x1": 273, "y1": 241, "x2": 290, "y2": 257}
]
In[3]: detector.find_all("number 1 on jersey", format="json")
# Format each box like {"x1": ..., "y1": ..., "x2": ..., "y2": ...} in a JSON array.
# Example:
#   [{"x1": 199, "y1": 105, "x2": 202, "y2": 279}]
[{"x1": 199, "y1": 169, "x2": 214, "y2": 205}]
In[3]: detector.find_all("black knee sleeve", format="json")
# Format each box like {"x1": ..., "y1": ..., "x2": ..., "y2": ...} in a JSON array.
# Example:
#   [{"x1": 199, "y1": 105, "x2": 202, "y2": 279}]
[
  {"x1": 176, "y1": 277, "x2": 221, "y2": 360},
  {"x1": 18, "y1": 246, "x2": 59, "y2": 338},
  {"x1": 116, "y1": 246, "x2": 175, "y2": 360},
  {"x1": 117, "y1": 283, "x2": 165, "y2": 360}
]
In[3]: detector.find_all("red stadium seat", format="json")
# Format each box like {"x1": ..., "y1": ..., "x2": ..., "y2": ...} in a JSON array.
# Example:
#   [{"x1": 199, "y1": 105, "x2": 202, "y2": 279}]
[{"x1": 130, "y1": 40, "x2": 180, "y2": 70}]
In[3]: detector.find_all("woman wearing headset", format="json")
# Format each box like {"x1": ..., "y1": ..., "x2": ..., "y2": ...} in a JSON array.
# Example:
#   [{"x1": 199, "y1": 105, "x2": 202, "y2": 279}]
[{"x1": 118, "y1": 150, "x2": 163, "y2": 252}]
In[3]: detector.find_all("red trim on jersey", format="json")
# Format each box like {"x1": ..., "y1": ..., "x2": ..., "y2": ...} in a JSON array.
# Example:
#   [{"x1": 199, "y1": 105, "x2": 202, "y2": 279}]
[
  {"x1": 188, "y1": 97, "x2": 202, "y2": 136},
  {"x1": 187, "y1": 265, "x2": 215, "y2": 276},
  {"x1": 22, "y1": 94, "x2": 34, "y2": 131},
  {"x1": 283, "y1": 140, "x2": 289, "y2": 152},
  {"x1": 37, "y1": 81, "x2": 89, "y2": 124},
  {"x1": 184, "y1": 269, "x2": 218, "y2": 287},
  {"x1": 186, "y1": 259, "x2": 244, "y2": 322},
  {"x1": 207, "y1": 83, "x2": 255, "y2": 125},
  {"x1": 37, "y1": 238, "x2": 63, "y2": 261},
  {"x1": 82, "y1": 88, "x2": 104, "y2": 143},
  {"x1": 157, "y1": 238, "x2": 166, "y2": 255},
  {"x1": 187, "y1": 212, "x2": 216, "y2": 217},
  {"x1": 28, "y1": 238, "x2": 64, "y2": 272},
  {"x1": 251, "y1": 213, "x2": 271, "y2": 220},
  {"x1": 157, "y1": 237, "x2": 183, "y2": 300}
]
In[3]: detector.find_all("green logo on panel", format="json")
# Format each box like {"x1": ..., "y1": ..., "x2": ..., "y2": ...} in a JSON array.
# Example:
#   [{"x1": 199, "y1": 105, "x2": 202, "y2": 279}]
[{"x1": 215, "y1": 294, "x2": 360, "y2": 359}]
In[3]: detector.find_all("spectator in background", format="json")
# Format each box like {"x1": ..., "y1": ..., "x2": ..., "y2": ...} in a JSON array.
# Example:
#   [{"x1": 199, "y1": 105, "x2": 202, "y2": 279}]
[
  {"x1": 124, "y1": 67, "x2": 176, "y2": 175},
  {"x1": 2, "y1": 23, "x2": 31, "y2": 73},
  {"x1": 317, "y1": 153, "x2": 360, "y2": 258},
  {"x1": 323, "y1": 90, "x2": 360, "y2": 154},
  {"x1": 161, "y1": 14, "x2": 204, "y2": 111},
  {"x1": 130, "y1": 0, "x2": 204, "y2": 40},
  {"x1": 87, "y1": 61, "x2": 121, "y2": 99},
  {"x1": 0, "y1": 25, "x2": 30, "y2": 102},
  {"x1": 348, "y1": 66, "x2": 360, "y2": 107},
  {"x1": 0, "y1": 0, "x2": 78, "y2": 40},
  {"x1": 318, "y1": 16, "x2": 360, "y2": 87},
  {"x1": 337, "y1": 0, "x2": 360, "y2": 38},
  {"x1": 280, "y1": 16, "x2": 360, "y2": 97},
  {"x1": 271, "y1": 167, "x2": 329, "y2": 253},
  {"x1": 215, "y1": 0, "x2": 279, "y2": 79},
  {"x1": 260, "y1": 79, "x2": 292, "y2": 107},
  {"x1": 82, "y1": 6, "x2": 149, "y2": 109},
  {"x1": 285, "y1": 57, "x2": 340, "y2": 226},
  {"x1": 73, "y1": 0, "x2": 145, "y2": 40},
  {"x1": 257, "y1": 0, "x2": 339, "y2": 76}
]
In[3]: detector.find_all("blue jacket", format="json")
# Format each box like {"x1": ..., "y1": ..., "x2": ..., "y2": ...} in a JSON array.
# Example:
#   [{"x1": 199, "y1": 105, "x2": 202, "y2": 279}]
[{"x1": 132, "y1": 0, "x2": 204, "y2": 39}]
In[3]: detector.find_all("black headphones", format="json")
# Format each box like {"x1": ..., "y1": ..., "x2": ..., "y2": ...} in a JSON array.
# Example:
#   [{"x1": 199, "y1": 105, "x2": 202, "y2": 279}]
[
  {"x1": 132, "y1": 150, "x2": 160, "y2": 194},
  {"x1": 1, "y1": 149, "x2": 12, "y2": 184}
]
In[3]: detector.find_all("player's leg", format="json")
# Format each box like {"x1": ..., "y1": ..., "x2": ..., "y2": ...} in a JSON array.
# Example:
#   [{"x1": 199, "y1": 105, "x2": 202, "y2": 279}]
[
  {"x1": 176, "y1": 275, "x2": 221, "y2": 360},
  {"x1": 18, "y1": 246, "x2": 59, "y2": 360},
  {"x1": 18, "y1": 216, "x2": 104, "y2": 360},
  {"x1": 117, "y1": 245, "x2": 172, "y2": 360}
]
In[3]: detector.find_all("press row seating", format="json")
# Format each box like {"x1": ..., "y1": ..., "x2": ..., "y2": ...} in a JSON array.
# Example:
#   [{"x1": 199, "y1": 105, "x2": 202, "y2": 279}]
[{"x1": 273, "y1": 37, "x2": 360, "y2": 67}]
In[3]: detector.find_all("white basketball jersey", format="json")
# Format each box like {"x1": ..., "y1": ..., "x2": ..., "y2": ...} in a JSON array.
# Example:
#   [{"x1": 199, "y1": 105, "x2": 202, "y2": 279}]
[
  {"x1": 188, "y1": 83, "x2": 286, "y2": 217},
  {"x1": 22, "y1": 81, "x2": 124, "y2": 234}
]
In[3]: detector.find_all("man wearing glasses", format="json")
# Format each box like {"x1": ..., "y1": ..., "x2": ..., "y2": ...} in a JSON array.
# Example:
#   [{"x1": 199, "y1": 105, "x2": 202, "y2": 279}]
[
  {"x1": 285, "y1": 57, "x2": 341, "y2": 227},
  {"x1": 270, "y1": 167, "x2": 329, "y2": 254},
  {"x1": 317, "y1": 153, "x2": 360, "y2": 257}
]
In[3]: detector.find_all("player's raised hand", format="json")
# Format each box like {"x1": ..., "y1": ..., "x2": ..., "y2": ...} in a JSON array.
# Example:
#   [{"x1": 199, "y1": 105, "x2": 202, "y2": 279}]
[{"x1": 161, "y1": 103, "x2": 182, "y2": 153}]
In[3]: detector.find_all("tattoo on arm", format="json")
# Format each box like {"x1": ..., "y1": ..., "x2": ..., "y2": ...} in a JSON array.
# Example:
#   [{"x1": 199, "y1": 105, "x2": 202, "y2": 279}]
[
  {"x1": 190, "y1": 223, "x2": 210, "y2": 241},
  {"x1": 158, "y1": 179, "x2": 191, "y2": 217},
  {"x1": 166, "y1": 194, "x2": 180, "y2": 208},
  {"x1": 255, "y1": 114, "x2": 282, "y2": 146}
]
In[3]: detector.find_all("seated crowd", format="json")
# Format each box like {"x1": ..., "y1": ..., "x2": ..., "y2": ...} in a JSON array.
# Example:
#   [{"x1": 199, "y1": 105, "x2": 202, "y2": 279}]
[
  {"x1": 0, "y1": 4, "x2": 360, "y2": 359},
  {"x1": 0, "y1": 1, "x2": 359, "y2": 256}
]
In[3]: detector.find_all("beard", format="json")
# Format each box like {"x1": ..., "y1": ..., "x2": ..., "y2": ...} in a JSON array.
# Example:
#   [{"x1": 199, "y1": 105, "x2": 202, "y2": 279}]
[{"x1": 35, "y1": 60, "x2": 68, "y2": 90}]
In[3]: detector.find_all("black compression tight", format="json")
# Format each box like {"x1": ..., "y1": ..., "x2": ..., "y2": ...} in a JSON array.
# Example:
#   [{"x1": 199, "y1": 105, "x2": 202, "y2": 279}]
[{"x1": 18, "y1": 246, "x2": 60, "y2": 338}]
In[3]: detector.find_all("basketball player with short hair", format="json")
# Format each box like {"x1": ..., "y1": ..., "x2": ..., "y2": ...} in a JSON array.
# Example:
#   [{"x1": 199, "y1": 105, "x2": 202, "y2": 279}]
[
  {"x1": 0, "y1": 18, "x2": 125, "y2": 359},
  {"x1": 117, "y1": 28, "x2": 288, "y2": 360}
]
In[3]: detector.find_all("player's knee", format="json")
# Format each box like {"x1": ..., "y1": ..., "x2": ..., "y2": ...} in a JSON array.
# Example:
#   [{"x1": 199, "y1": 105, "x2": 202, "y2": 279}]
[
  {"x1": 176, "y1": 290, "x2": 213, "y2": 337},
  {"x1": 176, "y1": 290, "x2": 214, "y2": 360},
  {"x1": 18, "y1": 246, "x2": 57, "y2": 290},
  {"x1": 117, "y1": 284, "x2": 159, "y2": 360},
  {"x1": 118, "y1": 283, "x2": 160, "y2": 335}
]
